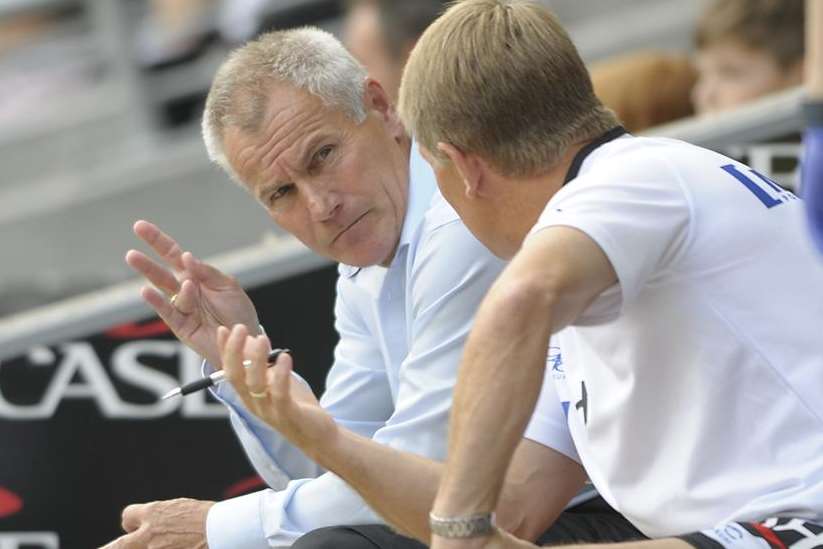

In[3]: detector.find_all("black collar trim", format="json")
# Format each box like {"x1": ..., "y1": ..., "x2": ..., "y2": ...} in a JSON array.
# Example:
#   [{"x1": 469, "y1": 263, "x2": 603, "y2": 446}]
[{"x1": 563, "y1": 126, "x2": 628, "y2": 185}]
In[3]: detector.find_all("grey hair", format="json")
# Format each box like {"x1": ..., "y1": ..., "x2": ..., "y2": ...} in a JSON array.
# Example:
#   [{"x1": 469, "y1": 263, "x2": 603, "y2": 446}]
[{"x1": 202, "y1": 27, "x2": 368, "y2": 180}]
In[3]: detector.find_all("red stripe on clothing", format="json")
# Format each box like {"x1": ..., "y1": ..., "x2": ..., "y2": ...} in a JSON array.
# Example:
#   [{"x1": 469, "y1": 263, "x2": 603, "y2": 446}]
[{"x1": 752, "y1": 523, "x2": 787, "y2": 549}]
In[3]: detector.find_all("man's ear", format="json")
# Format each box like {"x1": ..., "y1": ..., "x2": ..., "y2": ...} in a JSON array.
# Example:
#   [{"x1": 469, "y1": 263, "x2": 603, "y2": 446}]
[
  {"x1": 363, "y1": 78, "x2": 391, "y2": 114},
  {"x1": 437, "y1": 142, "x2": 484, "y2": 198},
  {"x1": 363, "y1": 77, "x2": 404, "y2": 139}
]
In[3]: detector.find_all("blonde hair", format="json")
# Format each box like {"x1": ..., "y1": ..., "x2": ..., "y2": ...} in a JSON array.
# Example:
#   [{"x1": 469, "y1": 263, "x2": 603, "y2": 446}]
[
  {"x1": 202, "y1": 27, "x2": 368, "y2": 179},
  {"x1": 398, "y1": 0, "x2": 617, "y2": 177}
]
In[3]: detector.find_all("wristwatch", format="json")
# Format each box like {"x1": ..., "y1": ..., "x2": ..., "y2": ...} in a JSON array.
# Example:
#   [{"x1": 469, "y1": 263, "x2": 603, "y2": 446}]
[{"x1": 429, "y1": 511, "x2": 495, "y2": 538}]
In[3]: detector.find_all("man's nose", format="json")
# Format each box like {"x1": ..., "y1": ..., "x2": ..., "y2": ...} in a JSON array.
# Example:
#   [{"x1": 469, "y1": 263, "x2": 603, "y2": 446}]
[{"x1": 305, "y1": 186, "x2": 341, "y2": 222}]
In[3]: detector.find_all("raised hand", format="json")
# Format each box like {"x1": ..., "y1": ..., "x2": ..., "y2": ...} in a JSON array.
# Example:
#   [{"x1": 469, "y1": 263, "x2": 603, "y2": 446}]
[
  {"x1": 125, "y1": 220, "x2": 259, "y2": 368},
  {"x1": 218, "y1": 324, "x2": 338, "y2": 456}
]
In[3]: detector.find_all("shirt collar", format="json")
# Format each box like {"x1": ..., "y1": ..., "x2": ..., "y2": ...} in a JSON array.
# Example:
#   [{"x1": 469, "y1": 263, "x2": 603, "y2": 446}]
[
  {"x1": 339, "y1": 141, "x2": 436, "y2": 278},
  {"x1": 563, "y1": 126, "x2": 628, "y2": 185},
  {"x1": 398, "y1": 141, "x2": 437, "y2": 248}
]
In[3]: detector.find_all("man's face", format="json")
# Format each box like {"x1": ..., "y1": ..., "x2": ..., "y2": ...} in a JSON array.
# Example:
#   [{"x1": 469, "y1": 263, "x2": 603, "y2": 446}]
[
  {"x1": 223, "y1": 82, "x2": 409, "y2": 267},
  {"x1": 692, "y1": 40, "x2": 802, "y2": 115},
  {"x1": 343, "y1": 1, "x2": 404, "y2": 103}
]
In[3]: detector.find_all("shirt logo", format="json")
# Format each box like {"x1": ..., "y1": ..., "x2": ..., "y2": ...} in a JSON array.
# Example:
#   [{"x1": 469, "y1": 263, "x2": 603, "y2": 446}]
[{"x1": 547, "y1": 346, "x2": 564, "y2": 380}]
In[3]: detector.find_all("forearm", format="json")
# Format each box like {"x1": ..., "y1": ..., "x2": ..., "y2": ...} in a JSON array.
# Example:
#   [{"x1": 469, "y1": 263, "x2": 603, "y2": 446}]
[
  {"x1": 312, "y1": 426, "x2": 443, "y2": 541},
  {"x1": 434, "y1": 281, "x2": 555, "y2": 517}
]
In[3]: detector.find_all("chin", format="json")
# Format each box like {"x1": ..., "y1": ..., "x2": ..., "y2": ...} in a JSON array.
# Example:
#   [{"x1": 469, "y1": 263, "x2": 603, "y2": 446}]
[{"x1": 336, "y1": 242, "x2": 396, "y2": 268}]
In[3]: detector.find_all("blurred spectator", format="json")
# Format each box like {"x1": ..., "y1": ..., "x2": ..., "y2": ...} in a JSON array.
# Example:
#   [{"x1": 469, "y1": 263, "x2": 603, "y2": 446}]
[
  {"x1": 343, "y1": 0, "x2": 446, "y2": 102},
  {"x1": 590, "y1": 51, "x2": 698, "y2": 132},
  {"x1": 0, "y1": 6, "x2": 102, "y2": 128},
  {"x1": 135, "y1": 0, "x2": 217, "y2": 68},
  {"x1": 693, "y1": 0, "x2": 805, "y2": 115}
]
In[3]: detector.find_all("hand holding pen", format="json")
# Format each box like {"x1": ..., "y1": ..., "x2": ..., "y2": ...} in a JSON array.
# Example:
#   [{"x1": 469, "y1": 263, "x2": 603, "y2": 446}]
[
  {"x1": 162, "y1": 347, "x2": 291, "y2": 399},
  {"x1": 217, "y1": 324, "x2": 339, "y2": 454}
]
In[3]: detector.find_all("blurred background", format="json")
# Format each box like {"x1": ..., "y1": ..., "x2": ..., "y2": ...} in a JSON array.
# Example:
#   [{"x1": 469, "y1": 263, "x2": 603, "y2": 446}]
[
  {"x1": 0, "y1": 1, "x2": 807, "y2": 547},
  {"x1": 2, "y1": 0, "x2": 803, "y2": 317}
]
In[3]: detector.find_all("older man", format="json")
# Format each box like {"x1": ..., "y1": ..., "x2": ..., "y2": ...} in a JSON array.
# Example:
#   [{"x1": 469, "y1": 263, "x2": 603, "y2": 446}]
[
  {"x1": 102, "y1": 27, "x2": 505, "y2": 548},
  {"x1": 220, "y1": 2, "x2": 823, "y2": 549}
]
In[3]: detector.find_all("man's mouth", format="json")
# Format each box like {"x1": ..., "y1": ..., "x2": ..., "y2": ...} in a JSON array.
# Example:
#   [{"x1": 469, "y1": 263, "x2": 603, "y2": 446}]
[{"x1": 333, "y1": 210, "x2": 370, "y2": 244}]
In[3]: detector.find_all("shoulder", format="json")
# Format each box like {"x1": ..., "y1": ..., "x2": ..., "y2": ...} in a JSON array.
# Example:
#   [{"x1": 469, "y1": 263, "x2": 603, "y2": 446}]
[
  {"x1": 546, "y1": 137, "x2": 711, "y2": 215},
  {"x1": 413, "y1": 191, "x2": 488, "y2": 262},
  {"x1": 408, "y1": 191, "x2": 505, "y2": 301},
  {"x1": 420, "y1": 189, "x2": 462, "y2": 233},
  {"x1": 574, "y1": 136, "x2": 724, "y2": 191}
]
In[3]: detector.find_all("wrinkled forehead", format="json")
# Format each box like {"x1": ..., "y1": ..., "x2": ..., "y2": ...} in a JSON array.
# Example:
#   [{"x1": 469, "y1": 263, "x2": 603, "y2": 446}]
[{"x1": 223, "y1": 88, "x2": 351, "y2": 182}]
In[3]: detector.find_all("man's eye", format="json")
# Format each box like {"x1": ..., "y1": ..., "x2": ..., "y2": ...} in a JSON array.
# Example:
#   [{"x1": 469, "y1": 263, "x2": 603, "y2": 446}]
[
  {"x1": 270, "y1": 184, "x2": 294, "y2": 203},
  {"x1": 314, "y1": 145, "x2": 334, "y2": 164}
]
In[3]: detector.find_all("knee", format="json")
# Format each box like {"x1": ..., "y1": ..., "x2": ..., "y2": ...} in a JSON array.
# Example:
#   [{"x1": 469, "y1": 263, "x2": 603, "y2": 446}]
[{"x1": 293, "y1": 526, "x2": 375, "y2": 549}]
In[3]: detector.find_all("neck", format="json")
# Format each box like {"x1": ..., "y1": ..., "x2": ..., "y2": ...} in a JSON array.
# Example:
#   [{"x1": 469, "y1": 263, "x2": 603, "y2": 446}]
[{"x1": 499, "y1": 141, "x2": 590, "y2": 258}]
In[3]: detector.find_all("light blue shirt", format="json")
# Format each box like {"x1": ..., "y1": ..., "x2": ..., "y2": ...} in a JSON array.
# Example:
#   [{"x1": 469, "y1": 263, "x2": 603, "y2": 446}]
[{"x1": 205, "y1": 144, "x2": 508, "y2": 547}]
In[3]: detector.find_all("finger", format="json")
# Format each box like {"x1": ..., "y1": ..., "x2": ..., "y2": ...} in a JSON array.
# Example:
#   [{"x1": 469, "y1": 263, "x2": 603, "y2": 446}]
[
  {"x1": 222, "y1": 325, "x2": 249, "y2": 387},
  {"x1": 140, "y1": 286, "x2": 186, "y2": 331},
  {"x1": 133, "y1": 220, "x2": 186, "y2": 272},
  {"x1": 216, "y1": 325, "x2": 231, "y2": 361},
  {"x1": 98, "y1": 536, "x2": 122, "y2": 549},
  {"x1": 183, "y1": 252, "x2": 234, "y2": 288},
  {"x1": 270, "y1": 351, "x2": 294, "y2": 402},
  {"x1": 245, "y1": 335, "x2": 270, "y2": 396},
  {"x1": 173, "y1": 279, "x2": 199, "y2": 315},
  {"x1": 99, "y1": 528, "x2": 144, "y2": 549},
  {"x1": 125, "y1": 249, "x2": 180, "y2": 295},
  {"x1": 121, "y1": 503, "x2": 145, "y2": 533}
]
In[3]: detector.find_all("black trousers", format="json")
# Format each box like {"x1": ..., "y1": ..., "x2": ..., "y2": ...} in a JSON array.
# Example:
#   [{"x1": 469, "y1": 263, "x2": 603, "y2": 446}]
[{"x1": 292, "y1": 496, "x2": 646, "y2": 548}]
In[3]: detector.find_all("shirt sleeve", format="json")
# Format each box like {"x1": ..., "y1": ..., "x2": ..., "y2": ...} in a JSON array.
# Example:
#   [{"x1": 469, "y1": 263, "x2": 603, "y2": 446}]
[
  {"x1": 369, "y1": 218, "x2": 505, "y2": 458},
  {"x1": 207, "y1": 273, "x2": 396, "y2": 547},
  {"x1": 527, "y1": 158, "x2": 692, "y2": 319}
]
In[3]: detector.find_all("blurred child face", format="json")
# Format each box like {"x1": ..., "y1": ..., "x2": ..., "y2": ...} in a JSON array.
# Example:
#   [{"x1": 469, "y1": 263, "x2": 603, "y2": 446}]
[{"x1": 692, "y1": 40, "x2": 803, "y2": 115}]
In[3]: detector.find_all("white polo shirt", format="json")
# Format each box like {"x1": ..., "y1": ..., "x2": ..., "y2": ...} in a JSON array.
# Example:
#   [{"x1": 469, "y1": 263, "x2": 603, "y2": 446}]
[{"x1": 524, "y1": 135, "x2": 823, "y2": 538}]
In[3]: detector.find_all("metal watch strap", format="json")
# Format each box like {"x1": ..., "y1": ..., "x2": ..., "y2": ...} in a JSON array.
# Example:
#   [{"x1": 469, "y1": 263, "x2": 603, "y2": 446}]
[{"x1": 429, "y1": 511, "x2": 495, "y2": 538}]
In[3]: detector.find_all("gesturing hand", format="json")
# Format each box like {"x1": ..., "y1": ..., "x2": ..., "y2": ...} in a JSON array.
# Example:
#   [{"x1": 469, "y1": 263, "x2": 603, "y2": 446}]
[
  {"x1": 125, "y1": 220, "x2": 259, "y2": 368},
  {"x1": 218, "y1": 324, "x2": 338, "y2": 457}
]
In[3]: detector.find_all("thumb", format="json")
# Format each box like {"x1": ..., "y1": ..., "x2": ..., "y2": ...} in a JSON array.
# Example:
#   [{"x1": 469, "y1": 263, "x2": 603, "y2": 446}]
[{"x1": 121, "y1": 503, "x2": 145, "y2": 533}]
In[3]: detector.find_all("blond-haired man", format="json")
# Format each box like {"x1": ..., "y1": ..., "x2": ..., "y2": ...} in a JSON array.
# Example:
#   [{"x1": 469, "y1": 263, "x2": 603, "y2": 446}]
[
  {"x1": 220, "y1": 2, "x2": 823, "y2": 549},
  {"x1": 403, "y1": 2, "x2": 823, "y2": 549}
]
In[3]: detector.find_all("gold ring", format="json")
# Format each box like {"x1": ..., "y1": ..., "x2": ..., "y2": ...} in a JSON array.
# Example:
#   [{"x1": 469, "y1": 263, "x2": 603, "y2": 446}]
[
  {"x1": 170, "y1": 293, "x2": 179, "y2": 306},
  {"x1": 249, "y1": 389, "x2": 268, "y2": 399}
]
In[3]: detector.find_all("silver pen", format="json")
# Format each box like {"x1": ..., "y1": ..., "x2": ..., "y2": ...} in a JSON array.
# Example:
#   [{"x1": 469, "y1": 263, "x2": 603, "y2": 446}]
[{"x1": 161, "y1": 348, "x2": 290, "y2": 400}]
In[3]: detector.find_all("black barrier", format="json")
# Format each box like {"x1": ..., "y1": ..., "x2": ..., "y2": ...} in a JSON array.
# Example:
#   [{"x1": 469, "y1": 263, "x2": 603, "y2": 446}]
[{"x1": 0, "y1": 265, "x2": 339, "y2": 548}]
